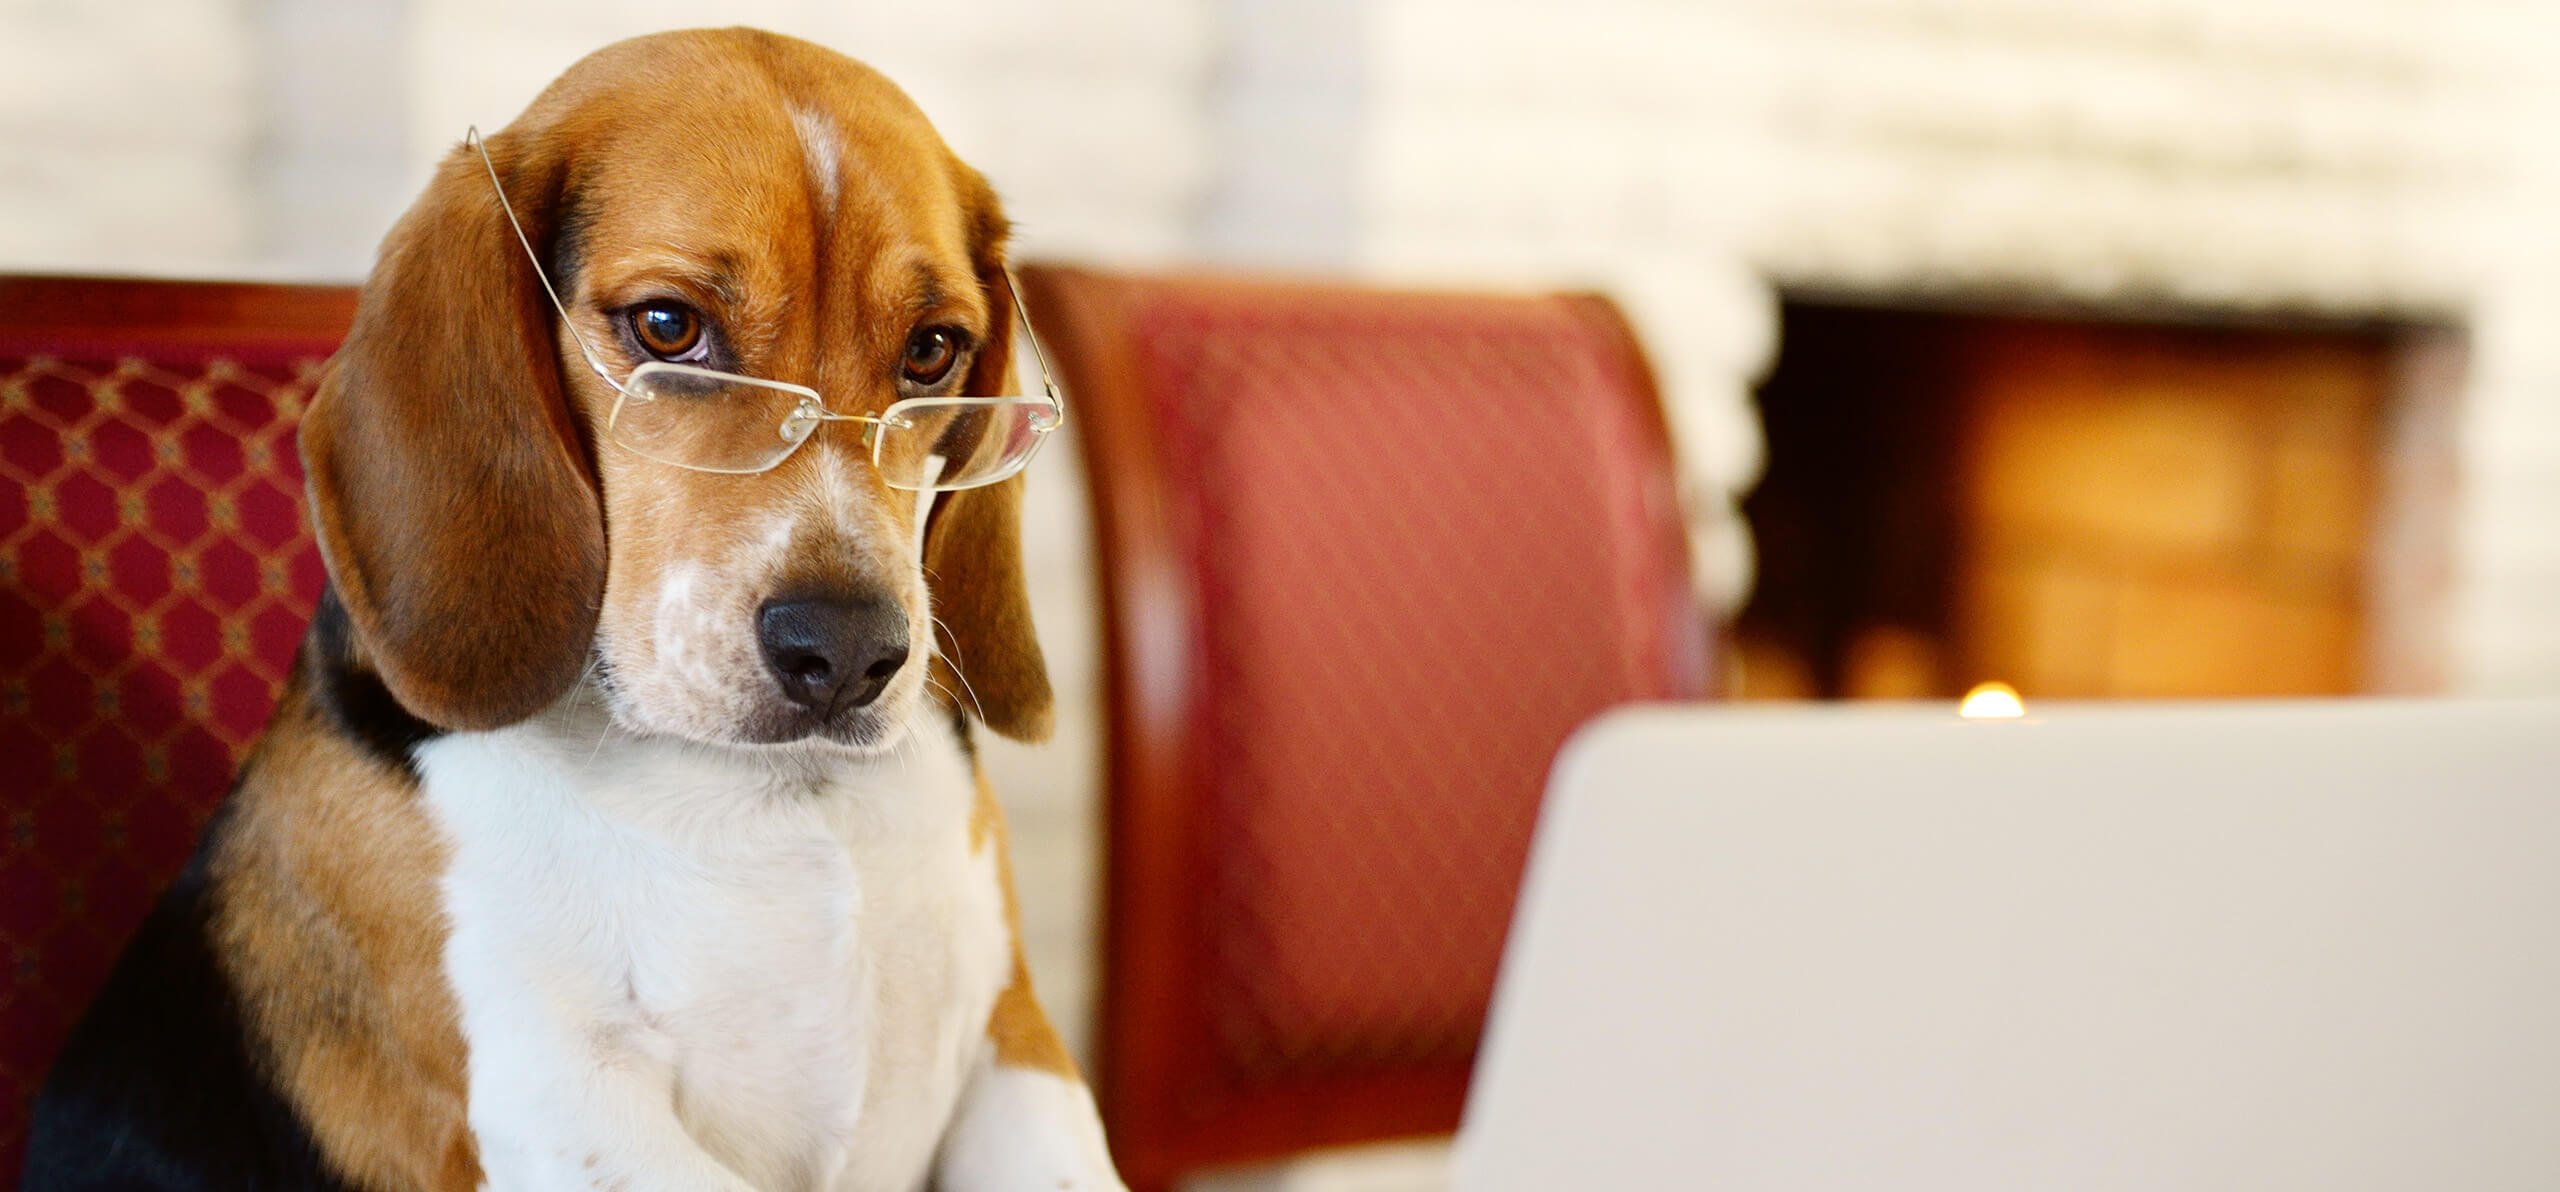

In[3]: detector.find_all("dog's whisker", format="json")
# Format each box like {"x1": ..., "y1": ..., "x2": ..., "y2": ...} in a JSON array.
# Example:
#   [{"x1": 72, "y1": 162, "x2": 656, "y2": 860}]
[
  {"x1": 926, "y1": 615, "x2": 990, "y2": 723},
  {"x1": 946, "y1": 668, "x2": 987, "y2": 724},
  {"x1": 921, "y1": 674, "x2": 969, "y2": 724},
  {"x1": 922, "y1": 674, "x2": 987, "y2": 736},
  {"x1": 585, "y1": 716, "x2": 616, "y2": 768},
  {"x1": 566, "y1": 651, "x2": 620, "y2": 767}
]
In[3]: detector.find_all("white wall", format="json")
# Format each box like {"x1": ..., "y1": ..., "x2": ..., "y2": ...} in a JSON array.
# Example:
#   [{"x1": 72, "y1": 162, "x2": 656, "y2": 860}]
[
  {"x1": 1350, "y1": 0, "x2": 2560, "y2": 693},
  {"x1": 0, "y1": 0, "x2": 259, "y2": 275},
  {"x1": 400, "y1": 0, "x2": 1213, "y2": 269}
]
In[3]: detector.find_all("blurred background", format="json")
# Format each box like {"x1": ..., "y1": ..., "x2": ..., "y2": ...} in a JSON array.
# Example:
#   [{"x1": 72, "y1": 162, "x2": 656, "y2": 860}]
[{"x1": 6, "y1": 1, "x2": 2559, "y2": 1187}]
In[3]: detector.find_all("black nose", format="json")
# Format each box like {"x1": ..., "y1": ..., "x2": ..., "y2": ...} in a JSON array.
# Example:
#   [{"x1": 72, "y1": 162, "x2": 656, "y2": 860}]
[{"x1": 757, "y1": 594, "x2": 910, "y2": 713}]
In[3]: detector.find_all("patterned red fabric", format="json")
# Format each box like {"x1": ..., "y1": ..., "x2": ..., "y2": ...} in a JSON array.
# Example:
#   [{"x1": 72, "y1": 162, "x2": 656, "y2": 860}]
[
  {"x1": 1032, "y1": 266, "x2": 1711, "y2": 1189},
  {"x1": 1140, "y1": 290, "x2": 1698, "y2": 1078},
  {"x1": 0, "y1": 342, "x2": 332, "y2": 1178}
]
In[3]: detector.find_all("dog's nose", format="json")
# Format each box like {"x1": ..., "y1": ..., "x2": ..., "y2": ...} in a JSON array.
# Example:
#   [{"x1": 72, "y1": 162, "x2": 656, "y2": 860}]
[{"x1": 757, "y1": 595, "x2": 910, "y2": 712}]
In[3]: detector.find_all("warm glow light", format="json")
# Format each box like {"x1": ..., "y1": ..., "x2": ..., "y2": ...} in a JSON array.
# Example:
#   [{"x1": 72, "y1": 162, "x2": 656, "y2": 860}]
[{"x1": 1959, "y1": 681, "x2": 2027, "y2": 720}]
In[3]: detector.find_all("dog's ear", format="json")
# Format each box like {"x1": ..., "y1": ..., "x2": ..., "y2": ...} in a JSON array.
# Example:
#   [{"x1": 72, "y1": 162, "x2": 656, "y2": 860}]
[
  {"x1": 924, "y1": 171, "x2": 1053, "y2": 742},
  {"x1": 299, "y1": 131, "x2": 605, "y2": 732}
]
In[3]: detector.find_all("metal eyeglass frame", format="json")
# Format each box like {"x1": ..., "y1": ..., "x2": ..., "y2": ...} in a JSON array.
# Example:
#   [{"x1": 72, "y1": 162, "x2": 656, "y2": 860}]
[{"x1": 465, "y1": 126, "x2": 1064, "y2": 488}]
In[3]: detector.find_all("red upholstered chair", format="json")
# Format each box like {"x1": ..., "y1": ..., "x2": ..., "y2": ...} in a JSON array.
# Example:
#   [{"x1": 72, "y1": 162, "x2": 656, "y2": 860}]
[
  {"x1": 1017, "y1": 266, "x2": 1714, "y2": 1192},
  {"x1": 0, "y1": 276, "x2": 354, "y2": 1177}
]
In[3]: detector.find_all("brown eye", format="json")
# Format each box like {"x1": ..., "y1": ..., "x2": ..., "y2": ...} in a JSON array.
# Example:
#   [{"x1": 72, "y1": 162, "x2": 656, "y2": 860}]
[
  {"x1": 630, "y1": 302, "x2": 704, "y2": 361},
  {"x1": 903, "y1": 326, "x2": 961, "y2": 385}
]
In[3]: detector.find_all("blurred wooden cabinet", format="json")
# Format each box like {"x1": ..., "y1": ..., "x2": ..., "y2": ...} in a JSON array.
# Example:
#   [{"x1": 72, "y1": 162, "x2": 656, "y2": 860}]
[
  {"x1": 1739, "y1": 300, "x2": 2458, "y2": 701},
  {"x1": 1955, "y1": 324, "x2": 2384, "y2": 697}
]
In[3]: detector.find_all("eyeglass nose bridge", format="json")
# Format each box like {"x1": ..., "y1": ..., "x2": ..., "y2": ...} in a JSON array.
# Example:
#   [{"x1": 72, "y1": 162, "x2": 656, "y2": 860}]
[{"x1": 779, "y1": 398, "x2": 897, "y2": 447}]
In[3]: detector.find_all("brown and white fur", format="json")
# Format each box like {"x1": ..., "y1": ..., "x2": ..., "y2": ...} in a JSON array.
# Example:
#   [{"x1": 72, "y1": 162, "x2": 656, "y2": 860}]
[{"x1": 27, "y1": 28, "x2": 1120, "y2": 1192}]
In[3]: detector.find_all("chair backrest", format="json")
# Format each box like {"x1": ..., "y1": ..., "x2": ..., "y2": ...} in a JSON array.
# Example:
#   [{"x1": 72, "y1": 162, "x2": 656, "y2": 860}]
[
  {"x1": 0, "y1": 276, "x2": 353, "y2": 1177},
  {"x1": 1017, "y1": 266, "x2": 1712, "y2": 1192}
]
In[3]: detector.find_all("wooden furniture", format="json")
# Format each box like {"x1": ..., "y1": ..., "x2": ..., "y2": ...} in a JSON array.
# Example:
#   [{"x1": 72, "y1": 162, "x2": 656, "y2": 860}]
[
  {"x1": 1738, "y1": 300, "x2": 2456, "y2": 701},
  {"x1": 1019, "y1": 266, "x2": 1712, "y2": 1192},
  {"x1": 0, "y1": 276, "x2": 355, "y2": 1175}
]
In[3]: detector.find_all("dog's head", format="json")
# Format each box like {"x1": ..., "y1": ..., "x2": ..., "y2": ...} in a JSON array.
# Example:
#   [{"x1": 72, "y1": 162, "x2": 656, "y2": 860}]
[{"x1": 300, "y1": 28, "x2": 1050, "y2": 751}]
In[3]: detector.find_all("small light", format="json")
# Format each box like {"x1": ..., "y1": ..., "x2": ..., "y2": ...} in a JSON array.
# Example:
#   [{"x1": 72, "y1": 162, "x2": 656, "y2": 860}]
[{"x1": 1959, "y1": 681, "x2": 2026, "y2": 720}]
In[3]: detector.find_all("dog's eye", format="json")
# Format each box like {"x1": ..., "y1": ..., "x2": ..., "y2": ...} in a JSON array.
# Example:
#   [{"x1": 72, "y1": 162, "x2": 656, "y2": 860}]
[
  {"x1": 630, "y1": 302, "x2": 705, "y2": 361},
  {"x1": 903, "y1": 326, "x2": 962, "y2": 386}
]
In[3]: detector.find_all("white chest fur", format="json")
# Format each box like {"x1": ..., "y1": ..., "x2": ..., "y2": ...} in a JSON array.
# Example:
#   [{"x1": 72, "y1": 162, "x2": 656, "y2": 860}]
[{"x1": 415, "y1": 705, "x2": 1011, "y2": 1192}]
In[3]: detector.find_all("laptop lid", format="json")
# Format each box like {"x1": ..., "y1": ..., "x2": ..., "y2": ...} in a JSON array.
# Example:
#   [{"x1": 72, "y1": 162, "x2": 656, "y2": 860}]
[{"x1": 1456, "y1": 701, "x2": 2560, "y2": 1191}]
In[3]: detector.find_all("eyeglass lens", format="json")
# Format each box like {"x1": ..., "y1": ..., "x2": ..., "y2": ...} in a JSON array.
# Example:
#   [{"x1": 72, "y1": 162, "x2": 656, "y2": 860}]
[{"x1": 871, "y1": 399, "x2": 1055, "y2": 491}]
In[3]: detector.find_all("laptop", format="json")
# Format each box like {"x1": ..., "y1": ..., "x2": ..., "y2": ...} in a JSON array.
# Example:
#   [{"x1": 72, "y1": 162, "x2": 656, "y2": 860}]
[{"x1": 1454, "y1": 701, "x2": 2560, "y2": 1191}]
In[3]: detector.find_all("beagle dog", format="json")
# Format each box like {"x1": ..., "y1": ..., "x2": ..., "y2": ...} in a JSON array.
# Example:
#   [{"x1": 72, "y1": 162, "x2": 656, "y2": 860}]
[{"x1": 28, "y1": 28, "x2": 1123, "y2": 1192}]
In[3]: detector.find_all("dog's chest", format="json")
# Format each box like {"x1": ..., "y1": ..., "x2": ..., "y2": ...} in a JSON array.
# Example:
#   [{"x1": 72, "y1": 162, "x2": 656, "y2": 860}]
[{"x1": 416, "y1": 714, "x2": 1010, "y2": 1192}]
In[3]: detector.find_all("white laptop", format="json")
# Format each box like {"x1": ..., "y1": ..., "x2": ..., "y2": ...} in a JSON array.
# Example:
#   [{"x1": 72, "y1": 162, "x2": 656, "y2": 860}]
[{"x1": 1455, "y1": 700, "x2": 2560, "y2": 1191}]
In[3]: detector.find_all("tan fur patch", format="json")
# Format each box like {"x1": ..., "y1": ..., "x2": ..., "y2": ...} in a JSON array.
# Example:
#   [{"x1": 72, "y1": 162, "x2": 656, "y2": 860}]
[
  {"x1": 209, "y1": 680, "x2": 479, "y2": 1190},
  {"x1": 971, "y1": 766, "x2": 1081, "y2": 1077}
]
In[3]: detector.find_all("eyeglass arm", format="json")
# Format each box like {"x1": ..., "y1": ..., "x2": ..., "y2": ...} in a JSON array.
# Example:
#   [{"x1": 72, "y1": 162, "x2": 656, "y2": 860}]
[
  {"x1": 466, "y1": 126, "x2": 626, "y2": 395},
  {"x1": 999, "y1": 268, "x2": 1066, "y2": 420}
]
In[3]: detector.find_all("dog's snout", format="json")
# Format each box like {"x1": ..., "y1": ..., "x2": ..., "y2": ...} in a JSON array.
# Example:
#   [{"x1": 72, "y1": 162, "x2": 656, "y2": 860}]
[{"x1": 757, "y1": 595, "x2": 910, "y2": 713}]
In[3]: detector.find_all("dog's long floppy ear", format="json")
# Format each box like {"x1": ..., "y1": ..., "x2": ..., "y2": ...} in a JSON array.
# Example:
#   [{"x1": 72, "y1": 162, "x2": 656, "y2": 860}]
[
  {"x1": 299, "y1": 131, "x2": 605, "y2": 733},
  {"x1": 925, "y1": 173, "x2": 1053, "y2": 742}
]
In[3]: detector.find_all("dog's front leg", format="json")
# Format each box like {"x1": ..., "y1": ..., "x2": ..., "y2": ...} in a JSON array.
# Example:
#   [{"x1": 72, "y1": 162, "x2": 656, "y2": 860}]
[
  {"x1": 456, "y1": 999, "x2": 759, "y2": 1192},
  {"x1": 933, "y1": 973, "x2": 1126, "y2": 1192}
]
